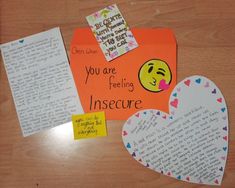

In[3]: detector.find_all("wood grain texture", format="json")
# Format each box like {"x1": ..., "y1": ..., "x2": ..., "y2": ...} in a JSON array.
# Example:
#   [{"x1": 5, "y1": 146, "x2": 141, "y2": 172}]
[{"x1": 0, "y1": 0, "x2": 235, "y2": 187}]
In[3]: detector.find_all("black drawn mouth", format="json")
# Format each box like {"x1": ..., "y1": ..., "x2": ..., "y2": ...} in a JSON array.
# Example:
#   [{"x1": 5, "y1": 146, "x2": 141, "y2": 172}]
[{"x1": 149, "y1": 77, "x2": 157, "y2": 86}]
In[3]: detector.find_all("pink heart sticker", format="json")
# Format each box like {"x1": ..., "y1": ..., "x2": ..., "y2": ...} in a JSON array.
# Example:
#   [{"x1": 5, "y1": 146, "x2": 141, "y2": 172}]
[
  {"x1": 184, "y1": 79, "x2": 191, "y2": 86},
  {"x1": 170, "y1": 99, "x2": 178, "y2": 108},
  {"x1": 159, "y1": 79, "x2": 170, "y2": 90},
  {"x1": 123, "y1": 131, "x2": 128, "y2": 136},
  {"x1": 135, "y1": 113, "x2": 140, "y2": 118},
  {"x1": 217, "y1": 98, "x2": 222, "y2": 103}
]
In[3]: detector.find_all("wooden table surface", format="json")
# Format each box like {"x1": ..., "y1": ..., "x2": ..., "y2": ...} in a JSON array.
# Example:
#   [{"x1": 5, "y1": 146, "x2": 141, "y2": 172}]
[{"x1": 1, "y1": 0, "x2": 235, "y2": 187}]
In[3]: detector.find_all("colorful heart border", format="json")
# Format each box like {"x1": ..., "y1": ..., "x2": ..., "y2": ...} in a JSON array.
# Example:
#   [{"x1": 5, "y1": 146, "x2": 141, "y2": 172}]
[{"x1": 122, "y1": 75, "x2": 229, "y2": 186}]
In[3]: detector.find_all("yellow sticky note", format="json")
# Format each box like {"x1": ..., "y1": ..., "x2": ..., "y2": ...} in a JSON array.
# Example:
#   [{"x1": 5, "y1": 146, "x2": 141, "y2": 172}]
[{"x1": 72, "y1": 111, "x2": 107, "y2": 140}]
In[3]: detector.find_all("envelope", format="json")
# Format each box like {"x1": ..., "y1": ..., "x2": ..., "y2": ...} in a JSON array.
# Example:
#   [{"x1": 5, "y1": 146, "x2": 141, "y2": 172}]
[{"x1": 70, "y1": 28, "x2": 177, "y2": 120}]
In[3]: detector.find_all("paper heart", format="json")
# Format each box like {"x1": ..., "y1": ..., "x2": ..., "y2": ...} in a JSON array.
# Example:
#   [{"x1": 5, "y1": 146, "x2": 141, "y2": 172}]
[{"x1": 122, "y1": 75, "x2": 228, "y2": 186}]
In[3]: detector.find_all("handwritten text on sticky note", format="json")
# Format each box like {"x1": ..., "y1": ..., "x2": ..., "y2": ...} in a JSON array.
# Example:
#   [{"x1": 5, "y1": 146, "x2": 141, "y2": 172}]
[
  {"x1": 72, "y1": 111, "x2": 107, "y2": 139},
  {"x1": 86, "y1": 4, "x2": 138, "y2": 61}
]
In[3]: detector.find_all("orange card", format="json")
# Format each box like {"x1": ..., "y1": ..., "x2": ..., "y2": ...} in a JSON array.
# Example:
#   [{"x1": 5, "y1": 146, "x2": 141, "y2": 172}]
[{"x1": 70, "y1": 28, "x2": 177, "y2": 120}]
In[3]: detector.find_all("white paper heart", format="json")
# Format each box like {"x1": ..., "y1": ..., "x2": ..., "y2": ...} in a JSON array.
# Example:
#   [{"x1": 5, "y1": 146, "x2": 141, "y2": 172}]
[{"x1": 122, "y1": 76, "x2": 228, "y2": 185}]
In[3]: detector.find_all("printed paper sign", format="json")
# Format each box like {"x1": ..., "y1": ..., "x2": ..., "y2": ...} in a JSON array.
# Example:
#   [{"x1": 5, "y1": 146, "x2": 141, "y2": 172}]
[
  {"x1": 70, "y1": 28, "x2": 177, "y2": 120},
  {"x1": 122, "y1": 76, "x2": 228, "y2": 185},
  {"x1": 86, "y1": 4, "x2": 138, "y2": 61},
  {"x1": 0, "y1": 28, "x2": 83, "y2": 136},
  {"x1": 72, "y1": 111, "x2": 107, "y2": 139}
]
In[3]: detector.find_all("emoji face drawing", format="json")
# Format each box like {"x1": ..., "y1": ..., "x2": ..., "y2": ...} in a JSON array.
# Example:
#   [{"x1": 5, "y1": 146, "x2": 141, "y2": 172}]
[{"x1": 138, "y1": 59, "x2": 172, "y2": 92}]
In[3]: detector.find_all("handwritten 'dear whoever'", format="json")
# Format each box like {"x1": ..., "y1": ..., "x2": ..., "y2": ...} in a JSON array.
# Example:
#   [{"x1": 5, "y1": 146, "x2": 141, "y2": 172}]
[{"x1": 122, "y1": 75, "x2": 228, "y2": 186}]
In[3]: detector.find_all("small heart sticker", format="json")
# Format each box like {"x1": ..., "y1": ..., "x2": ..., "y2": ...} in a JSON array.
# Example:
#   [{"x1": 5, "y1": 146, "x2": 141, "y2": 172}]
[
  {"x1": 159, "y1": 79, "x2": 170, "y2": 90},
  {"x1": 122, "y1": 76, "x2": 228, "y2": 186},
  {"x1": 170, "y1": 98, "x2": 178, "y2": 108},
  {"x1": 19, "y1": 39, "x2": 24, "y2": 43}
]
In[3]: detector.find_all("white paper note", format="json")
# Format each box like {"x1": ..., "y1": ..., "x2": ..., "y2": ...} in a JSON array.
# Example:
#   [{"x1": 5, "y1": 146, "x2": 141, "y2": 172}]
[{"x1": 1, "y1": 28, "x2": 83, "y2": 136}]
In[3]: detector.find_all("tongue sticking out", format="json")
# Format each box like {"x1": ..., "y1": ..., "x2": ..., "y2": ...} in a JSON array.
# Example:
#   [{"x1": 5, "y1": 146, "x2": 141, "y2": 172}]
[{"x1": 159, "y1": 79, "x2": 170, "y2": 90}]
